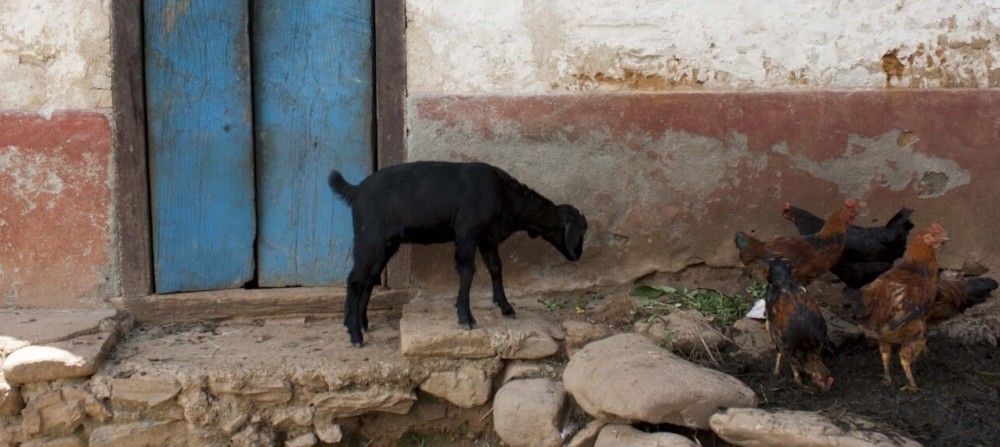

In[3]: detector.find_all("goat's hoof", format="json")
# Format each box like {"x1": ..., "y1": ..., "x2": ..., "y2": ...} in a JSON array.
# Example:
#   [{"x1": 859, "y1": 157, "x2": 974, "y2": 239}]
[
  {"x1": 351, "y1": 342, "x2": 363, "y2": 348},
  {"x1": 500, "y1": 307, "x2": 516, "y2": 318}
]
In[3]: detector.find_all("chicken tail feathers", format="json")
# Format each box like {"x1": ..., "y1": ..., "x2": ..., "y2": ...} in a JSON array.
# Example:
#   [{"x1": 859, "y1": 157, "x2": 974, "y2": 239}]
[
  {"x1": 964, "y1": 276, "x2": 998, "y2": 301},
  {"x1": 885, "y1": 207, "x2": 915, "y2": 232}
]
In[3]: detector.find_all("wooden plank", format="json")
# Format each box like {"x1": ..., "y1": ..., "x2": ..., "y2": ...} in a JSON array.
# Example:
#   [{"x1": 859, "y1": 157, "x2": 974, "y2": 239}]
[
  {"x1": 110, "y1": 287, "x2": 409, "y2": 323},
  {"x1": 252, "y1": 0, "x2": 374, "y2": 287},
  {"x1": 111, "y1": 0, "x2": 152, "y2": 298},
  {"x1": 144, "y1": 0, "x2": 256, "y2": 293},
  {"x1": 374, "y1": 0, "x2": 410, "y2": 288}
]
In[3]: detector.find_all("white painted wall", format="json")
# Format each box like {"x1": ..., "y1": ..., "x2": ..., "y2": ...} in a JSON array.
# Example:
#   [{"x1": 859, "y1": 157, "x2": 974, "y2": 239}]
[
  {"x1": 407, "y1": 0, "x2": 1000, "y2": 93},
  {"x1": 0, "y1": 0, "x2": 112, "y2": 110}
]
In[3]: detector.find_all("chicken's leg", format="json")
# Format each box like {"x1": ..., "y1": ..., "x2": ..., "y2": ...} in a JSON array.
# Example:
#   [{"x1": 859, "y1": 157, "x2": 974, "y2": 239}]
[
  {"x1": 899, "y1": 338, "x2": 927, "y2": 393},
  {"x1": 879, "y1": 342, "x2": 893, "y2": 386}
]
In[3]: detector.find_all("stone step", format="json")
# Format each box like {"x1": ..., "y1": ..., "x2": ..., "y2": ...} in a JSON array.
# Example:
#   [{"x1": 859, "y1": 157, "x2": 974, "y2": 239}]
[{"x1": 399, "y1": 297, "x2": 560, "y2": 359}]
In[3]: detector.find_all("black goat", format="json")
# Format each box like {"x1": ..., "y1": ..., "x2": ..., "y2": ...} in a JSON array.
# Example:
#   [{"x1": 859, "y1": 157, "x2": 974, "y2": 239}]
[{"x1": 329, "y1": 161, "x2": 588, "y2": 347}]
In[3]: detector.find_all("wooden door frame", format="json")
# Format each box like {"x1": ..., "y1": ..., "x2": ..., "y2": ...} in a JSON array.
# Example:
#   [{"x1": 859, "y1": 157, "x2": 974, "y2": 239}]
[{"x1": 111, "y1": 0, "x2": 407, "y2": 298}]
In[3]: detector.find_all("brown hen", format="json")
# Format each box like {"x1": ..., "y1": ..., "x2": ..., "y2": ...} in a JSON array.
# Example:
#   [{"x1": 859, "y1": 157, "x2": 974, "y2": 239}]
[
  {"x1": 842, "y1": 223, "x2": 949, "y2": 392},
  {"x1": 735, "y1": 199, "x2": 857, "y2": 286}
]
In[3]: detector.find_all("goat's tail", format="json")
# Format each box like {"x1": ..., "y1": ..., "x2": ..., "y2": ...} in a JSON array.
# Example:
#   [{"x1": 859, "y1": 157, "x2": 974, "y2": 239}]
[{"x1": 328, "y1": 170, "x2": 359, "y2": 206}]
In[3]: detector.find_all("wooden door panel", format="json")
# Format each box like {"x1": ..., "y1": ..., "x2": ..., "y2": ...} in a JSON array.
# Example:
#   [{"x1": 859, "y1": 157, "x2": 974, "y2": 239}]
[
  {"x1": 145, "y1": 0, "x2": 256, "y2": 293},
  {"x1": 252, "y1": 0, "x2": 374, "y2": 287}
]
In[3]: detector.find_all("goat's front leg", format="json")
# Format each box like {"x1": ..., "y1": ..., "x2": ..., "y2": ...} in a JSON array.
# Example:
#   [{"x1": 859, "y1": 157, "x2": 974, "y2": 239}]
[
  {"x1": 454, "y1": 237, "x2": 478, "y2": 329},
  {"x1": 478, "y1": 241, "x2": 515, "y2": 317}
]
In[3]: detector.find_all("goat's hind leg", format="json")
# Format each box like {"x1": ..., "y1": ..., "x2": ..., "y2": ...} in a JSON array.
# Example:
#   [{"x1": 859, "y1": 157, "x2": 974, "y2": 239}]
[
  {"x1": 358, "y1": 241, "x2": 400, "y2": 332},
  {"x1": 344, "y1": 241, "x2": 383, "y2": 347},
  {"x1": 454, "y1": 237, "x2": 478, "y2": 329},
  {"x1": 478, "y1": 242, "x2": 515, "y2": 318}
]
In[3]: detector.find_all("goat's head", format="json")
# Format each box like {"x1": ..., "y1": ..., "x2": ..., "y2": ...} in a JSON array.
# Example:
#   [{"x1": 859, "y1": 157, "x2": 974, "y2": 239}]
[{"x1": 534, "y1": 205, "x2": 587, "y2": 261}]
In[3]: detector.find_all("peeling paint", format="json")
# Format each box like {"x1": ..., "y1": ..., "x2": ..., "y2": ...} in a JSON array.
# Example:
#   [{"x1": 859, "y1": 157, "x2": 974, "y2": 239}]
[
  {"x1": 407, "y1": 0, "x2": 1000, "y2": 92},
  {"x1": 0, "y1": 146, "x2": 67, "y2": 211},
  {"x1": 781, "y1": 131, "x2": 970, "y2": 199}
]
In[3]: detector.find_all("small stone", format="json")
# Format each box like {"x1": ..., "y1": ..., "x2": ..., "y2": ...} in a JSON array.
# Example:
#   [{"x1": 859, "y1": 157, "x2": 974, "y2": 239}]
[
  {"x1": 271, "y1": 406, "x2": 313, "y2": 428},
  {"x1": 419, "y1": 364, "x2": 493, "y2": 408},
  {"x1": 20, "y1": 437, "x2": 82, "y2": 447},
  {"x1": 311, "y1": 386, "x2": 416, "y2": 417},
  {"x1": 313, "y1": 416, "x2": 343, "y2": 443},
  {"x1": 493, "y1": 378, "x2": 565, "y2": 447},
  {"x1": 284, "y1": 432, "x2": 317, "y2": 447},
  {"x1": 563, "y1": 320, "x2": 614, "y2": 357},
  {"x1": 595, "y1": 424, "x2": 697, "y2": 447},
  {"x1": 110, "y1": 375, "x2": 181, "y2": 407},
  {"x1": 0, "y1": 374, "x2": 24, "y2": 416},
  {"x1": 89, "y1": 421, "x2": 187, "y2": 447},
  {"x1": 566, "y1": 420, "x2": 606, "y2": 447}
]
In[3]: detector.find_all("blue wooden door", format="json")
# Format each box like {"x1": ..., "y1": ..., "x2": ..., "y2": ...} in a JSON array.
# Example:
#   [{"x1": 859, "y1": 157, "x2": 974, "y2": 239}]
[
  {"x1": 145, "y1": 0, "x2": 257, "y2": 293},
  {"x1": 146, "y1": 0, "x2": 373, "y2": 293},
  {"x1": 253, "y1": 0, "x2": 373, "y2": 287}
]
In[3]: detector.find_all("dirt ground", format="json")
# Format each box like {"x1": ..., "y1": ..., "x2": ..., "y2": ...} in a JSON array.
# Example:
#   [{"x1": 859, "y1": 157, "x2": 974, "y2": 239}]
[{"x1": 516, "y1": 268, "x2": 1000, "y2": 447}]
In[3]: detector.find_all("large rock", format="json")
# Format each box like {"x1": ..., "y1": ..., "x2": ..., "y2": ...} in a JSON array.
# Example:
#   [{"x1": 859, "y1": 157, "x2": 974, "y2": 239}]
[
  {"x1": 400, "y1": 299, "x2": 558, "y2": 359},
  {"x1": 493, "y1": 378, "x2": 566, "y2": 447},
  {"x1": 3, "y1": 333, "x2": 117, "y2": 384},
  {"x1": 563, "y1": 333, "x2": 756, "y2": 429},
  {"x1": 710, "y1": 408, "x2": 922, "y2": 447},
  {"x1": 595, "y1": 424, "x2": 698, "y2": 447},
  {"x1": 419, "y1": 363, "x2": 493, "y2": 408}
]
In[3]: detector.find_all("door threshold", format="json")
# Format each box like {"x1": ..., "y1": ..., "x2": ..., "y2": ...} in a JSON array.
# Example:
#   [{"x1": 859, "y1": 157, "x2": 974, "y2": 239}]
[{"x1": 110, "y1": 286, "x2": 410, "y2": 324}]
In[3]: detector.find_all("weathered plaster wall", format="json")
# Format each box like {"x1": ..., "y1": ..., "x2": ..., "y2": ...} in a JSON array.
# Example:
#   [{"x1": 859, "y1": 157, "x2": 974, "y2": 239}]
[
  {"x1": 407, "y1": 0, "x2": 1000, "y2": 92},
  {"x1": 405, "y1": 1, "x2": 1000, "y2": 297},
  {"x1": 0, "y1": 0, "x2": 112, "y2": 110},
  {"x1": 0, "y1": 1, "x2": 117, "y2": 308}
]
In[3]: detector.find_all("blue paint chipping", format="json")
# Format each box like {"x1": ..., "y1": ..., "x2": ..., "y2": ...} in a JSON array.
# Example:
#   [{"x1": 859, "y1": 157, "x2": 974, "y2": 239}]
[
  {"x1": 252, "y1": 0, "x2": 374, "y2": 286},
  {"x1": 145, "y1": 0, "x2": 256, "y2": 293}
]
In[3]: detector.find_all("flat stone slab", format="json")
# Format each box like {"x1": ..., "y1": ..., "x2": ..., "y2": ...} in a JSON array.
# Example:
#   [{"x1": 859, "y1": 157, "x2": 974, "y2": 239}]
[
  {"x1": 4, "y1": 332, "x2": 117, "y2": 384},
  {"x1": 0, "y1": 309, "x2": 128, "y2": 358},
  {"x1": 399, "y1": 298, "x2": 559, "y2": 359}
]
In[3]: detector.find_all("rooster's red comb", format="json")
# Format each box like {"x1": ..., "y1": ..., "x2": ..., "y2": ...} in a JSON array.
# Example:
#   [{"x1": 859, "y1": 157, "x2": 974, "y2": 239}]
[{"x1": 929, "y1": 222, "x2": 947, "y2": 236}]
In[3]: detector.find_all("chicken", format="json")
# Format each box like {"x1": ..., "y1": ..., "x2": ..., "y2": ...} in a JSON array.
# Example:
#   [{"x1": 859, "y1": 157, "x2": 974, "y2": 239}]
[
  {"x1": 782, "y1": 202, "x2": 913, "y2": 288},
  {"x1": 764, "y1": 258, "x2": 834, "y2": 392},
  {"x1": 926, "y1": 276, "x2": 998, "y2": 326},
  {"x1": 842, "y1": 222, "x2": 949, "y2": 392},
  {"x1": 735, "y1": 199, "x2": 858, "y2": 285}
]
